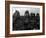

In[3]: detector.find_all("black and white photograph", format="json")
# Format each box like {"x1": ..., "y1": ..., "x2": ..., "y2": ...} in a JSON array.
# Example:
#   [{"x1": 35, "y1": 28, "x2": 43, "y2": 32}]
[{"x1": 13, "y1": 8, "x2": 40, "y2": 30}]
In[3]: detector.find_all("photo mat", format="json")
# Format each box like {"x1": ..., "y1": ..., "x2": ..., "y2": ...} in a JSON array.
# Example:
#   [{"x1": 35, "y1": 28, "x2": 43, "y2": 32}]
[{"x1": 10, "y1": 4, "x2": 43, "y2": 34}]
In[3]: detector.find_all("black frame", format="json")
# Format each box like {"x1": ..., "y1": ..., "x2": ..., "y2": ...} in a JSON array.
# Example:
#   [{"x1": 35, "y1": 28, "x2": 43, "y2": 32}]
[{"x1": 5, "y1": 1, "x2": 45, "y2": 37}]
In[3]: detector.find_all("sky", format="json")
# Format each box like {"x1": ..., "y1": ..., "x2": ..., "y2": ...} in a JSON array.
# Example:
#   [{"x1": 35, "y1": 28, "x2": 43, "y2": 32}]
[{"x1": 12, "y1": 7, "x2": 40, "y2": 16}]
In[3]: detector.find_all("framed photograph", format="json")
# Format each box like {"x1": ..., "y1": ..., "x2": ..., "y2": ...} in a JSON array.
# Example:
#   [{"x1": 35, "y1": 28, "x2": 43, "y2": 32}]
[{"x1": 5, "y1": 1, "x2": 45, "y2": 37}]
